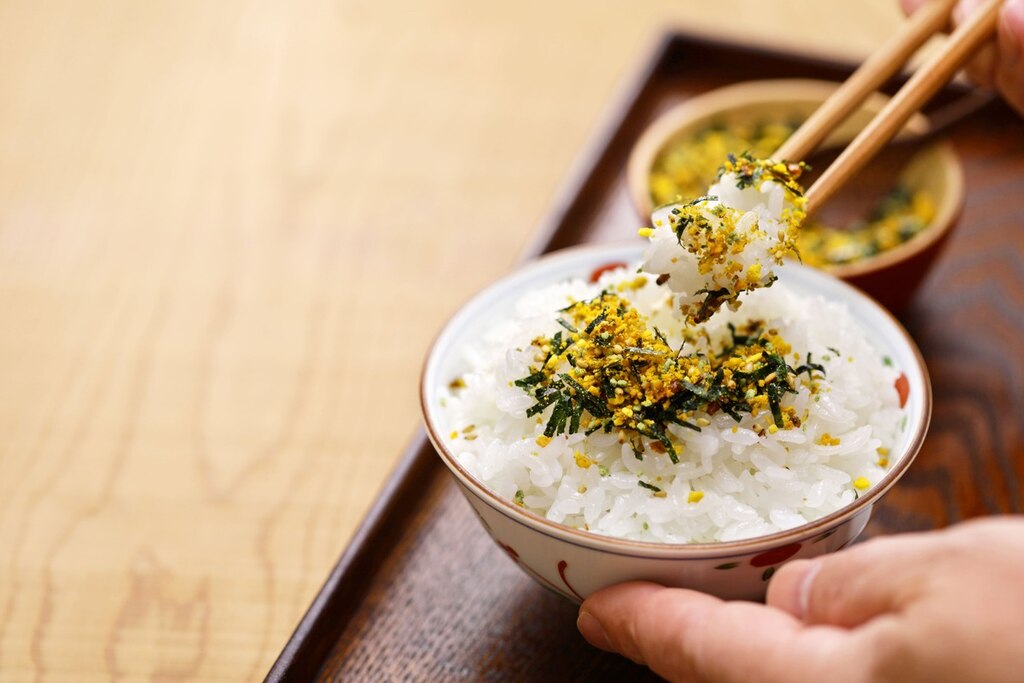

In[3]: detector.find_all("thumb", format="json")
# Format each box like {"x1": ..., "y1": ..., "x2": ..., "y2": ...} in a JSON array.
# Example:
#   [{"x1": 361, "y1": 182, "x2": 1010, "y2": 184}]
[
  {"x1": 767, "y1": 532, "x2": 943, "y2": 627},
  {"x1": 579, "y1": 582, "x2": 860, "y2": 683}
]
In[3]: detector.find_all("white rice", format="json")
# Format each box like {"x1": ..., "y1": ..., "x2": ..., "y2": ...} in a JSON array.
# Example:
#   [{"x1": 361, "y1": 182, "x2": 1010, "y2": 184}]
[{"x1": 440, "y1": 267, "x2": 903, "y2": 544}]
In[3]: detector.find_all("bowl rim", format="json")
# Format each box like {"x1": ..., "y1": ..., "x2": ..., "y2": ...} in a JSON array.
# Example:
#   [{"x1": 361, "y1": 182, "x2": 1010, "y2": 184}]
[
  {"x1": 625, "y1": 78, "x2": 965, "y2": 281},
  {"x1": 420, "y1": 242, "x2": 932, "y2": 558}
]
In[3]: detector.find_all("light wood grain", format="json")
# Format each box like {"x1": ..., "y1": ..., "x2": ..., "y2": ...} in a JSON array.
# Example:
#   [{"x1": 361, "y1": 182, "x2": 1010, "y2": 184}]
[{"x1": 0, "y1": 1, "x2": 906, "y2": 680}]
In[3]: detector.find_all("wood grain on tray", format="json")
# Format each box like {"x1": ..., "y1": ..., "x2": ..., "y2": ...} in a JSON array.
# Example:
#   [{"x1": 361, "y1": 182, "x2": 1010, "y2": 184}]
[{"x1": 267, "y1": 34, "x2": 1024, "y2": 681}]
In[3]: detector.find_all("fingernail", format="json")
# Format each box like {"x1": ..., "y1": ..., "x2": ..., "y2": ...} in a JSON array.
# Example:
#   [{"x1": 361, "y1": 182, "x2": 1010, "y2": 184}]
[
  {"x1": 577, "y1": 610, "x2": 612, "y2": 651},
  {"x1": 797, "y1": 561, "x2": 822, "y2": 620}
]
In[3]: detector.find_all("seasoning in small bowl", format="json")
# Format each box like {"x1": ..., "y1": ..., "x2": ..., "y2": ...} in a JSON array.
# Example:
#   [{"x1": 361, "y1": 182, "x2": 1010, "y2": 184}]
[{"x1": 627, "y1": 79, "x2": 965, "y2": 311}]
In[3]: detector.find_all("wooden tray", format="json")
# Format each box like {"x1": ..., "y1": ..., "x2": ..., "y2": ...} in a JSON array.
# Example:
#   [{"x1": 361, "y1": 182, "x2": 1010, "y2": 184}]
[{"x1": 266, "y1": 31, "x2": 1024, "y2": 682}]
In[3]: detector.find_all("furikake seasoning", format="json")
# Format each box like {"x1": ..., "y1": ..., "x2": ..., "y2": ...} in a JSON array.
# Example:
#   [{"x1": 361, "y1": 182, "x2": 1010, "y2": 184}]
[{"x1": 515, "y1": 289, "x2": 821, "y2": 463}]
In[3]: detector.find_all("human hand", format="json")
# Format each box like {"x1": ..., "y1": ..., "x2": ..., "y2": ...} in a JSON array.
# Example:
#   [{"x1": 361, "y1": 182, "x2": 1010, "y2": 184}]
[
  {"x1": 577, "y1": 516, "x2": 1024, "y2": 683},
  {"x1": 902, "y1": 0, "x2": 1024, "y2": 114}
]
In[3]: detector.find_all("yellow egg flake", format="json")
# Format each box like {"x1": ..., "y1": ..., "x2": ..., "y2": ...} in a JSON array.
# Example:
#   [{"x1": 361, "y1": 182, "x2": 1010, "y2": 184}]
[
  {"x1": 768, "y1": 424, "x2": 779, "y2": 434},
  {"x1": 817, "y1": 433, "x2": 841, "y2": 446},
  {"x1": 688, "y1": 490, "x2": 704, "y2": 503},
  {"x1": 535, "y1": 435, "x2": 552, "y2": 447},
  {"x1": 574, "y1": 451, "x2": 593, "y2": 469},
  {"x1": 876, "y1": 448, "x2": 892, "y2": 471},
  {"x1": 638, "y1": 227, "x2": 654, "y2": 238},
  {"x1": 766, "y1": 333, "x2": 792, "y2": 356},
  {"x1": 853, "y1": 477, "x2": 870, "y2": 490},
  {"x1": 449, "y1": 431, "x2": 459, "y2": 440},
  {"x1": 616, "y1": 275, "x2": 648, "y2": 292}
]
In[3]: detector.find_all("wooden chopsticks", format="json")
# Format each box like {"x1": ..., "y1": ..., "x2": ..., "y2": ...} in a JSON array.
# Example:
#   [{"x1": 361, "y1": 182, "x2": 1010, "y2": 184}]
[
  {"x1": 774, "y1": 0, "x2": 958, "y2": 163},
  {"x1": 776, "y1": 0, "x2": 1003, "y2": 217}
]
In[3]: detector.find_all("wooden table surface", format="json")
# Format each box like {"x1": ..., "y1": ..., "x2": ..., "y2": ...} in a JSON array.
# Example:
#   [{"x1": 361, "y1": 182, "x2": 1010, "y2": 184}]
[{"x1": 0, "y1": 1, "x2": 939, "y2": 680}]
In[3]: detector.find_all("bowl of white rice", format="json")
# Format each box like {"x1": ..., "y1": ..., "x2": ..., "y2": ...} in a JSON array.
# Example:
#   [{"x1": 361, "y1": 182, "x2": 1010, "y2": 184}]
[{"x1": 422, "y1": 232, "x2": 929, "y2": 601}]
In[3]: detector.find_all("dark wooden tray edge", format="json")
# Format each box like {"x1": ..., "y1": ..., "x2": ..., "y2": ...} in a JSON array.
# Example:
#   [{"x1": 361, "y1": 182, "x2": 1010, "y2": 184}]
[{"x1": 264, "y1": 432, "x2": 432, "y2": 681}]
